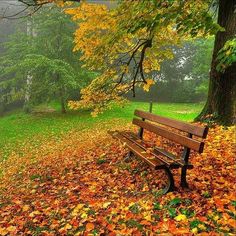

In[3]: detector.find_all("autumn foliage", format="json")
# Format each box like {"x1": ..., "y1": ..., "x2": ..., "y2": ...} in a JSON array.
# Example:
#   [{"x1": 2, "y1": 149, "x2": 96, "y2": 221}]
[
  {"x1": 62, "y1": 0, "x2": 222, "y2": 115},
  {"x1": 0, "y1": 121, "x2": 235, "y2": 235},
  {"x1": 65, "y1": 1, "x2": 180, "y2": 115}
]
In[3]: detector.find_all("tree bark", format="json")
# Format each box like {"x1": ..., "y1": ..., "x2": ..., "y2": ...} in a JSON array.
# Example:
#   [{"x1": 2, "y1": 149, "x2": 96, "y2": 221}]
[
  {"x1": 60, "y1": 96, "x2": 66, "y2": 114},
  {"x1": 55, "y1": 73, "x2": 66, "y2": 114},
  {"x1": 196, "y1": 0, "x2": 236, "y2": 125},
  {"x1": 59, "y1": 87, "x2": 66, "y2": 114}
]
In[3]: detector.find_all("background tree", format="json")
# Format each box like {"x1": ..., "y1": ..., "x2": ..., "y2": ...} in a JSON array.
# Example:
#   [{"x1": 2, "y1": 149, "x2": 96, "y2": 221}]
[
  {"x1": 0, "y1": 6, "x2": 95, "y2": 113},
  {"x1": 0, "y1": 2, "x2": 21, "y2": 113}
]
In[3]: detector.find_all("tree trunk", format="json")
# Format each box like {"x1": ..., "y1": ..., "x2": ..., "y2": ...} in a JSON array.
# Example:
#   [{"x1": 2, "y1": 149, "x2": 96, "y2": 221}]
[
  {"x1": 59, "y1": 87, "x2": 66, "y2": 114},
  {"x1": 60, "y1": 97, "x2": 66, "y2": 114},
  {"x1": 196, "y1": 0, "x2": 236, "y2": 125},
  {"x1": 24, "y1": 17, "x2": 35, "y2": 113},
  {"x1": 56, "y1": 73, "x2": 66, "y2": 114}
]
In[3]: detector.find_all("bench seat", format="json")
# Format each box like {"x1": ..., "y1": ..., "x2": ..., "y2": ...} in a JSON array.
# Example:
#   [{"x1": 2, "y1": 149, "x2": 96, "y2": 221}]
[{"x1": 110, "y1": 130, "x2": 194, "y2": 170}]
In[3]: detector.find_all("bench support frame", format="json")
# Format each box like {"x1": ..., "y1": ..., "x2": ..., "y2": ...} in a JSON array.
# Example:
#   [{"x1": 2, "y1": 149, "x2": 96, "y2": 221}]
[
  {"x1": 180, "y1": 133, "x2": 192, "y2": 188},
  {"x1": 127, "y1": 151, "x2": 176, "y2": 194},
  {"x1": 156, "y1": 166, "x2": 175, "y2": 194},
  {"x1": 138, "y1": 120, "x2": 193, "y2": 192}
]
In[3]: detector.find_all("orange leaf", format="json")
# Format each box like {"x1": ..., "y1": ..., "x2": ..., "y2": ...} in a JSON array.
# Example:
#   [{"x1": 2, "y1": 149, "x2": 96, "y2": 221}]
[
  {"x1": 86, "y1": 223, "x2": 95, "y2": 231},
  {"x1": 107, "y1": 224, "x2": 116, "y2": 231},
  {"x1": 140, "y1": 220, "x2": 151, "y2": 226},
  {"x1": 227, "y1": 219, "x2": 236, "y2": 228}
]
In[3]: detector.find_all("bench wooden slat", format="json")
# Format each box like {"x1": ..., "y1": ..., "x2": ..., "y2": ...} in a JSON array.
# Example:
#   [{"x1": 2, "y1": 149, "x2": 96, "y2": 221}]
[
  {"x1": 112, "y1": 132, "x2": 163, "y2": 168},
  {"x1": 121, "y1": 131, "x2": 193, "y2": 169},
  {"x1": 119, "y1": 131, "x2": 178, "y2": 168},
  {"x1": 132, "y1": 118, "x2": 205, "y2": 153},
  {"x1": 153, "y1": 147, "x2": 192, "y2": 169},
  {"x1": 134, "y1": 110, "x2": 208, "y2": 138}
]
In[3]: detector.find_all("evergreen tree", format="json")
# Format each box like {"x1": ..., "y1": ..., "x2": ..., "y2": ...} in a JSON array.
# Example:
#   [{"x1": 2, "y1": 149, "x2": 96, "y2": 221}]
[{"x1": 0, "y1": 6, "x2": 95, "y2": 113}]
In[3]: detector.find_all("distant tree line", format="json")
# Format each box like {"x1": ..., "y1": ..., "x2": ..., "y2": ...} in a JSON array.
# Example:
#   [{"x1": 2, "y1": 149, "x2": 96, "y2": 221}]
[{"x1": 0, "y1": 6, "x2": 96, "y2": 114}]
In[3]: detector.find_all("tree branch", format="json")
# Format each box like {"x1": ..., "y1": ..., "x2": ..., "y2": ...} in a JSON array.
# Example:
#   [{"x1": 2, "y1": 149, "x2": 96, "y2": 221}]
[
  {"x1": 18, "y1": 0, "x2": 80, "y2": 7},
  {"x1": 0, "y1": 0, "x2": 80, "y2": 20},
  {"x1": 113, "y1": 38, "x2": 153, "y2": 96}
]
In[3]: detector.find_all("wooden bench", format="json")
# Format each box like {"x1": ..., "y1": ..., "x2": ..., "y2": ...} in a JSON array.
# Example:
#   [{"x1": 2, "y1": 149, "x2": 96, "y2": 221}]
[{"x1": 109, "y1": 109, "x2": 208, "y2": 194}]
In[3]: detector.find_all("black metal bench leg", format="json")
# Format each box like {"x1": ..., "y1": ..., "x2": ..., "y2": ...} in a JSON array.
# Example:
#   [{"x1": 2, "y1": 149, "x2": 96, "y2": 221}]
[
  {"x1": 180, "y1": 166, "x2": 189, "y2": 188},
  {"x1": 159, "y1": 167, "x2": 175, "y2": 194}
]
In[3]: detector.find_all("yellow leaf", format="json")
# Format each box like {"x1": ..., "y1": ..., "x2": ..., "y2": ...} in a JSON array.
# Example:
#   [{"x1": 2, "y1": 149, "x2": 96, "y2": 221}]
[
  {"x1": 143, "y1": 79, "x2": 155, "y2": 92},
  {"x1": 143, "y1": 213, "x2": 152, "y2": 221},
  {"x1": 7, "y1": 226, "x2": 16, "y2": 232},
  {"x1": 75, "y1": 203, "x2": 85, "y2": 210},
  {"x1": 174, "y1": 214, "x2": 187, "y2": 222},
  {"x1": 64, "y1": 224, "x2": 72, "y2": 230},
  {"x1": 81, "y1": 212, "x2": 88, "y2": 219},
  {"x1": 29, "y1": 210, "x2": 41, "y2": 217},
  {"x1": 22, "y1": 205, "x2": 30, "y2": 212},
  {"x1": 103, "y1": 202, "x2": 111, "y2": 208},
  {"x1": 198, "y1": 224, "x2": 206, "y2": 230},
  {"x1": 71, "y1": 204, "x2": 85, "y2": 216},
  {"x1": 226, "y1": 50, "x2": 231, "y2": 56},
  {"x1": 64, "y1": 8, "x2": 77, "y2": 15},
  {"x1": 191, "y1": 228, "x2": 198, "y2": 234},
  {"x1": 0, "y1": 227, "x2": 8, "y2": 236}
]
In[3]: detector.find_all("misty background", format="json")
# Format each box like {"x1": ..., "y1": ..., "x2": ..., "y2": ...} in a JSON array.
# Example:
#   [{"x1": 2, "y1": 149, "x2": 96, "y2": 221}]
[{"x1": 0, "y1": 1, "x2": 213, "y2": 115}]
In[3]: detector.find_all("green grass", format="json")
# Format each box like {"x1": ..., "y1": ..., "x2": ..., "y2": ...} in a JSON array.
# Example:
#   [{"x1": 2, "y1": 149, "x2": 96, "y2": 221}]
[{"x1": 0, "y1": 102, "x2": 203, "y2": 160}]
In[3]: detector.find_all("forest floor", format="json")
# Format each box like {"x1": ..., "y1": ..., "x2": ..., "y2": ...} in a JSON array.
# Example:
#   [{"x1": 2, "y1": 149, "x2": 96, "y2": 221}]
[{"x1": 0, "y1": 103, "x2": 235, "y2": 235}]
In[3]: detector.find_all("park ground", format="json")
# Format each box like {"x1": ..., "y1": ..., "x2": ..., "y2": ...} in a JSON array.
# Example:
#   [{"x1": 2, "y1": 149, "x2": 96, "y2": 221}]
[{"x1": 0, "y1": 102, "x2": 235, "y2": 235}]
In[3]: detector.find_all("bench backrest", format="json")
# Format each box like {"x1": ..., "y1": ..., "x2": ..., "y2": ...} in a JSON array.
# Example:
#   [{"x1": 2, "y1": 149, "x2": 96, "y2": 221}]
[{"x1": 133, "y1": 110, "x2": 208, "y2": 153}]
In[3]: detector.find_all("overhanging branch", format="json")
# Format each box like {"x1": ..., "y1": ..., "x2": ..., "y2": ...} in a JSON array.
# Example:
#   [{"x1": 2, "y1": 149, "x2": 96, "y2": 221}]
[
  {"x1": 18, "y1": 0, "x2": 80, "y2": 7},
  {"x1": 0, "y1": 0, "x2": 81, "y2": 20},
  {"x1": 113, "y1": 38, "x2": 153, "y2": 96}
]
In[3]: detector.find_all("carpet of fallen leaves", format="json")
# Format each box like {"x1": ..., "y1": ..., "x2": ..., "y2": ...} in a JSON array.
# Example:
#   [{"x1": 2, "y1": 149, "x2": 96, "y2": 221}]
[{"x1": 0, "y1": 119, "x2": 235, "y2": 235}]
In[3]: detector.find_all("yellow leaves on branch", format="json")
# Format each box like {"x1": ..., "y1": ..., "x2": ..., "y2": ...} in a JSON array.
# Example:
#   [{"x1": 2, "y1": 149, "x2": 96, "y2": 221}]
[
  {"x1": 143, "y1": 79, "x2": 155, "y2": 92},
  {"x1": 42, "y1": 1, "x2": 218, "y2": 115},
  {"x1": 65, "y1": 2, "x2": 115, "y2": 70},
  {"x1": 65, "y1": 2, "x2": 108, "y2": 21},
  {"x1": 68, "y1": 69, "x2": 129, "y2": 116},
  {"x1": 63, "y1": 2, "x2": 181, "y2": 114},
  {"x1": 64, "y1": 1, "x2": 215, "y2": 116},
  {"x1": 37, "y1": 0, "x2": 69, "y2": 7}
]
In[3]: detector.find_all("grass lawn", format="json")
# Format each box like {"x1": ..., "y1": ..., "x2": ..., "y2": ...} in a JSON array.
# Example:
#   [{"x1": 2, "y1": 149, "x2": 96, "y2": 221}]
[{"x1": 0, "y1": 101, "x2": 203, "y2": 160}]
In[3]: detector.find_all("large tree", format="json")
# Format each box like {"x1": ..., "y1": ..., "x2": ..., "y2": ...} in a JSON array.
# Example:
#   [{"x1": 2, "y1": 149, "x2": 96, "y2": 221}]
[{"x1": 196, "y1": 0, "x2": 236, "y2": 125}]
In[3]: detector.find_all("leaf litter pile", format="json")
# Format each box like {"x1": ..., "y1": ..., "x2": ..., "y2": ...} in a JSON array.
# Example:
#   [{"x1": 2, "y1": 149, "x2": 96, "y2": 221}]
[{"x1": 0, "y1": 120, "x2": 235, "y2": 235}]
